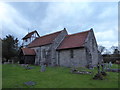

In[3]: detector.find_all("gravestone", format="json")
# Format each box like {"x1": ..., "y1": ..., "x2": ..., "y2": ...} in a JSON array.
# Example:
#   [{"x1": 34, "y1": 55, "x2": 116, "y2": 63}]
[
  {"x1": 107, "y1": 63, "x2": 109, "y2": 69},
  {"x1": 97, "y1": 63, "x2": 100, "y2": 74},
  {"x1": 25, "y1": 66, "x2": 34, "y2": 70},
  {"x1": 88, "y1": 65, "x2": 94, "y2": 69},
  {"x1": 93, "y1": 73, "x2": 103, "y2": 80},
  {"x1": 40, "y1": 63, "x2": 46, "y2": 72},
  {"x1": 71, "y1": 68, "x2": 92, "y2": 75},
  {"x1": 109, "y1": 62, "x2": 112, "y2": 68},
  {"x1": 71, "y1": 68, "x2": 78, "y2": 73},
  {"x1": 101, "y1": 63, "x2": 107, "y2": 76},
  {"x1": 4, "y1": 62, "x2": 9, "y2": 64},
  {"x1": 21, "y1": 64, "x2": 28, "y2": 67},
  {"x1": 101, "y1": 63, "x2": 104, "y2": 71},
  {"x1": 104, "y1": 63, "x2": 107, "y2": 70},
  {"x1": 24, "y1": 81, "x2": 36, "y2": 86},
  {"x1": 106, "y1": 69, "x2": 120, "y2": 72},
  {"x1": 93, "y1": 63, "x2": 104, "y2": 80},
  {"x1": 21, "y1": 64, "x2": 34, "y2": 70}
]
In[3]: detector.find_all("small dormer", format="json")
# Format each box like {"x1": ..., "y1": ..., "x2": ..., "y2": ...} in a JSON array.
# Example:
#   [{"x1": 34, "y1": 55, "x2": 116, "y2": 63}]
[{"x1": 22, "y1": 30, "x2": 40, "y2": 47}]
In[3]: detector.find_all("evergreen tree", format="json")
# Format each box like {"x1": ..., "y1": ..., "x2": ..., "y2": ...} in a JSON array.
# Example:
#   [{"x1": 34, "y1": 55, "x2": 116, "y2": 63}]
[{"x1": 2, "y1": 35, "x2": 19, "y2": 62}]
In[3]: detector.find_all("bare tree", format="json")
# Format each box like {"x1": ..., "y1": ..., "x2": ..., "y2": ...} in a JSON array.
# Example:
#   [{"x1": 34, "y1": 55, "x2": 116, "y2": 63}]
[
  {"x1": 98, "y1": 45, "x2": 105, "y2": 54},
  {"x1": 111, "y1": 46, "x2": 118, "y2": 50},
  {"x1": 104, "y1": 48, "x2": 111, "y2": 55},
  {"x1": 111, "y1": 46, "x2": 119, "y2": 54}
]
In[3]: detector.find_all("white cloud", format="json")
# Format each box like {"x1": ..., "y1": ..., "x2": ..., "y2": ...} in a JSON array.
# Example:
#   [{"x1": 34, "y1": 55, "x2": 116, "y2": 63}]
[
  {"x1": 39, "y1": 2, "x2": 92, "y2": 33},
  {"x1": 95, "y1": 29, "x2": 117, "y2": 41},
  {"x1": 0, "y1": 2, "x2": 31, "y2": 39},
  {"x1": 39, "y1": 2, "x2": 118, "y2": 49},
  {"x1": 98, "y1": 5, "x2": 118, "y2": 20},
  {"x1": 0, "y1": 2, "x2": 118, "y2": 49},
  {"x1": 98, "y1": 41, "x2": 118, "y2": 49},
  {"x1": 95, "y1": 27, "x2": 118, "y2": 49}
]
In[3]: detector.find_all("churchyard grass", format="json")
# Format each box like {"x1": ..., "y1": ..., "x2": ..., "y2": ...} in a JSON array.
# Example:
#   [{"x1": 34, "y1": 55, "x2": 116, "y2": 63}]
[{"x1": 2, "y1": 64, "x2": 119, "y2": 88}]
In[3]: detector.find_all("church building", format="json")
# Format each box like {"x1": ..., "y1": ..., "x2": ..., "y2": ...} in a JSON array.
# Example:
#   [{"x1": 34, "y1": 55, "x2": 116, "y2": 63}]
[{"x1": 20, "y1": 28, "x2": 102, "y2": 67}]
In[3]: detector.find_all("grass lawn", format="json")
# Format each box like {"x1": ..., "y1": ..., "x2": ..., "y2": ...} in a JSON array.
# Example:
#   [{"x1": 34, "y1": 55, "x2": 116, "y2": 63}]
[{"x1": 2, "y1": 64, "x2": 119, "y2": 88}]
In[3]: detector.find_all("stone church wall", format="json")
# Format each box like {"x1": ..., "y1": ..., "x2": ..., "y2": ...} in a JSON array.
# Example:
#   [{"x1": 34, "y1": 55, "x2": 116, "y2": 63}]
[
  {"x1": 84, "y1": 30, "x2": 100, "y2": 66},
  {"x1": 31, "y1": 47, "x2": 40, "y2": 65},
  {"x1": 51, "y1": 30, "x2": 68, "y2": 66},
  {"x1": 30, "y1": 30, "x2": 68, "y2": 66},
  {"x1": 27, "y1": 29, "x2": 101, "y2": 67},
  {"x1": 31, "y1": 44, "x2": 52, "y2": 65},
  {"x1": 58, "y1": 48, "x2": 87, "y2": 67}
]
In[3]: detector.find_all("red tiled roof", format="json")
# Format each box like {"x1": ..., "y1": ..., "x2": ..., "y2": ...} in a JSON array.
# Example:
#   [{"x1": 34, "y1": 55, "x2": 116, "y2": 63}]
[
  {"x1": 57, "y1": 30, "x2": 91, "y2": 50},
  {"x1": 22, "y1": 48, "x2": 36, "y2": 55},
  {"x1": 28, "y1": 30, "x2": 63, "y2": 48},
  {"x1": 22, "y1": 30, "x2": 40, "y2": 40}
]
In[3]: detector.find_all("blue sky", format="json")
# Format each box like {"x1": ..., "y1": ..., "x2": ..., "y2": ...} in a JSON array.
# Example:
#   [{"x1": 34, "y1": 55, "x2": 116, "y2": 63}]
[{"x1": 0, "y1": 2, "x2": 118, "y2": 49}]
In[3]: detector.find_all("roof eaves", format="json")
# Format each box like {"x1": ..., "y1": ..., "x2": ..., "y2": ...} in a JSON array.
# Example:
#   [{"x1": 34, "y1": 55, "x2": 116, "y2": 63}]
[
  {"x1": 28, "y1": 43, "x2": 52, "y2": 48},
  {"x1": 56, "y1": 46, "x2": 85, "y2": 51}
]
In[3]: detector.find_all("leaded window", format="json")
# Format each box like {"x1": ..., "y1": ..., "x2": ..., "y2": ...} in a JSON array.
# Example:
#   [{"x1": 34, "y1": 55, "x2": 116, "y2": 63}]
[{"x1": 70, "y1": 50, "x2": 74, "y2": 58}]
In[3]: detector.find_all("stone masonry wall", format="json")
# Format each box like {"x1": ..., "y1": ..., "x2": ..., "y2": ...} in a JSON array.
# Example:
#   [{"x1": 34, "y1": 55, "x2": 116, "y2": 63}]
[
  {"x1": 59, "y1": 48, "x2": 87, "y2": 67},
  {"x1": 40, "y1": 44, "x2": 52, "y2": 65},
  {"x1": 84, "y1": 30, "x2": 100, "y2": 66},
  {"x1": 30, "y1": 29, "x2": 68, "y2": 66},
  {"x1": 31, "y1": 47, "x2": 40, "y2": 65},
  {"x1": 31, "y1": 44, "x2": 52, "y2": 65},
  {"x1": 51, "y1": 29, "x2": 68, "y2": 66}
]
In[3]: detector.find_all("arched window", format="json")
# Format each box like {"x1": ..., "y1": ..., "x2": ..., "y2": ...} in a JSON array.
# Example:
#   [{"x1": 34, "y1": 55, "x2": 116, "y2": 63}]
[
  {"x1": 36, "y1": 49, "x2": 39, "y2": 52},
  {"x1": 92, "y1": 39, "x2": 94, "y2": 51},
  {"x1": 42, "y1": 49, "x2": 46, "y2": 58},
  {"x1": 70, "y1": 50, "x2": 74, "y2": 58},
  {"x1": 25, "y1": 39, "x2": 28, "y2": 42}
]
